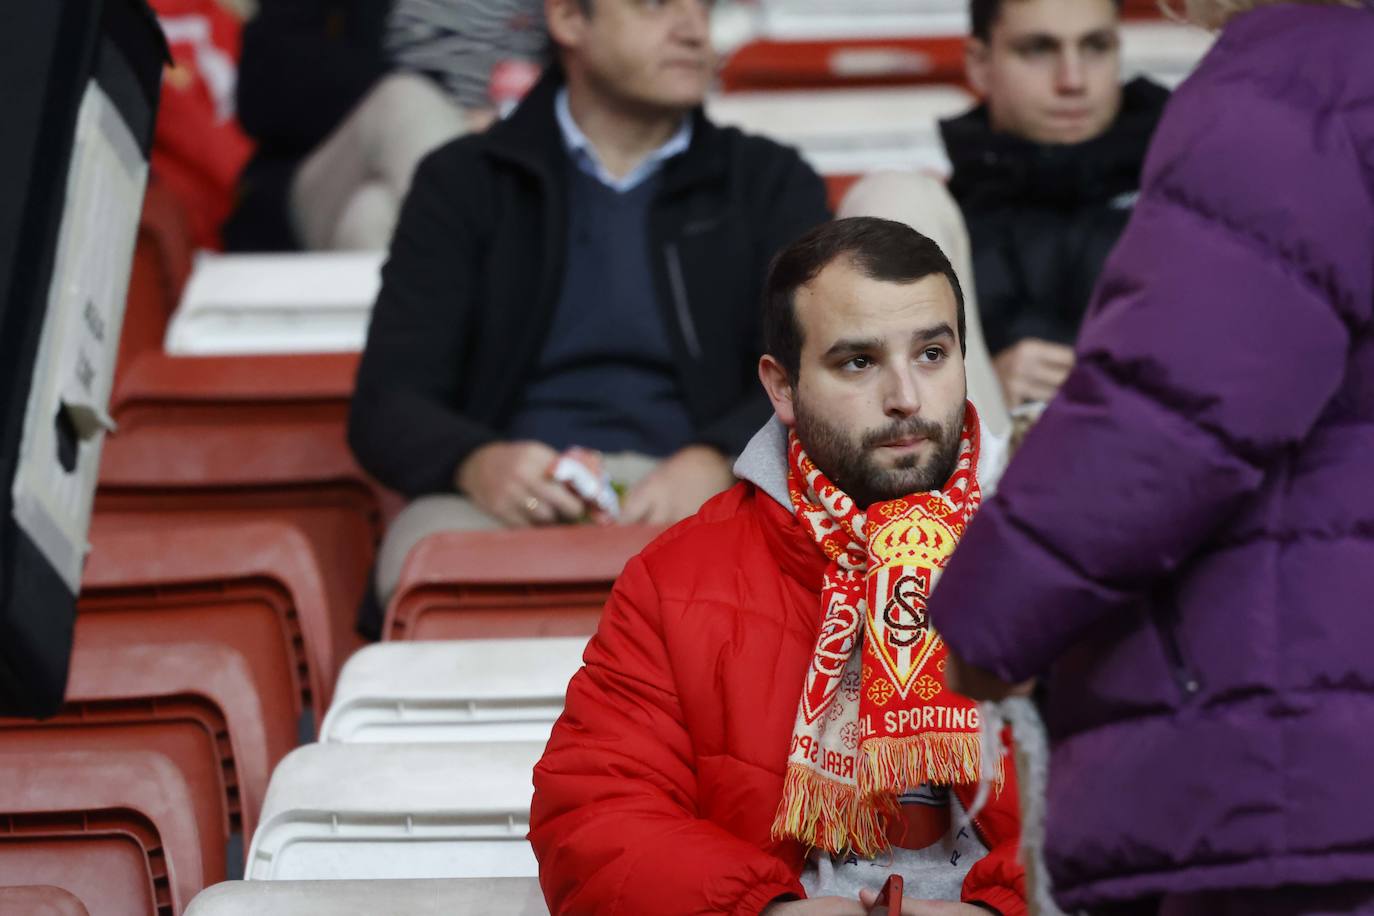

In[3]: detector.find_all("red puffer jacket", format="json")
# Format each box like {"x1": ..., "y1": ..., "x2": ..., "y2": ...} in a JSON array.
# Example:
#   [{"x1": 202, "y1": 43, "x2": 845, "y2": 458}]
[{"x1": 530, "y1": 481, "x2": 1026, "y2": 915}]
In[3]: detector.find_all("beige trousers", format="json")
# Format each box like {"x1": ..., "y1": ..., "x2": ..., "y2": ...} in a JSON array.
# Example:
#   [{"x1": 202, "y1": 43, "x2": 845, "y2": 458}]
[
  {"x1": 290, "y1": 72, "x2": 470, "y2": 251},
  {"x1": 374, "y1": 451, "x2": 659, "y2": 603}
]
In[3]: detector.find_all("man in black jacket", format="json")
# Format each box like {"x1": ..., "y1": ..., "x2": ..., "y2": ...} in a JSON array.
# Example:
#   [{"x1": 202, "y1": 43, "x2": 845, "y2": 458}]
[
  {"x1": 349, "y1": 0, "x2": 829, "y2": 621},
  {"x1": 941, "y1": 0, "x2": 1168, "y2": 408}
]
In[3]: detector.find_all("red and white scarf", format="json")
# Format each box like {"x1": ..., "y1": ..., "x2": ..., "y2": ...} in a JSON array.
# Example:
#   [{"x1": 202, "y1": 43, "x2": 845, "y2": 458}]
[{"x1": 772, "y1": 401, "x2": 998, "y2": 855}]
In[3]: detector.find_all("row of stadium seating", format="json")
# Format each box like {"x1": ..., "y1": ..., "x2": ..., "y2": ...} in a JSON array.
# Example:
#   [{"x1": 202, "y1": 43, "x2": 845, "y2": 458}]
[
  {"x1": 2, "y1": 637, "x2": 590, "y2": 913},
  {"x1": 2, "y1": 181, "x2": 663, "y2": 901}
]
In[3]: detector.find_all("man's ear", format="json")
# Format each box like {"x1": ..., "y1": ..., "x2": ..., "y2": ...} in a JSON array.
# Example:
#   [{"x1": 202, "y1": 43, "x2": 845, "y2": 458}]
[
  {"x1": 546, "y1": 0, "x2": 588, "y2": 54},
  {"x1": 758, "y1": 355, "x2": 797, "y2": 428},
  {"x1": 965, "y1": 37, "x2": 991, "y2": 96}
]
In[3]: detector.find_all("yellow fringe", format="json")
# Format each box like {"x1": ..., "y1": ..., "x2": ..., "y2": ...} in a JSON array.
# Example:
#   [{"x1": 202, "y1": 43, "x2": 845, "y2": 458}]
[
  {"x1": 771, "y1": 763, "x2": 897, "y2": 857},
  {"x1": 858, "y1": 732, "x2": 1003, "y2": 796},
  {"x1": 772, "y1": 735, "x2": 1005, "y2": 857}
]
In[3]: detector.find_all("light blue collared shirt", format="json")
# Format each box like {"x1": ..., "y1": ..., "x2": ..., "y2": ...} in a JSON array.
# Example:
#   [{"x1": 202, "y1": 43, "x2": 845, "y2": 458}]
[{"x1": 554, "y1": 88, "x2": 693, "y2": 193}]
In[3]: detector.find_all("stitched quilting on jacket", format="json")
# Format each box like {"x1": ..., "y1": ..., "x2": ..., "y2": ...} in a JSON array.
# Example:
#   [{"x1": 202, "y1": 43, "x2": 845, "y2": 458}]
[
  {"x1": 930, "y1": 4, "x2": 1374, "y2": 910},
  {"x1": 531, "y1": 448, "x2": 1027, "y2": 915}
]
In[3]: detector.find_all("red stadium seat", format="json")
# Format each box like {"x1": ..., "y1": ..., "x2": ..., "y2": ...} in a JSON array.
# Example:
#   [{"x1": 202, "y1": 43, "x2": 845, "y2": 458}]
[
  {"x1": 85, "y1": 513, "x2": 334, "y2": 718},
  {"x1": 3, "y1": 721, "x2": 228, "y2": 890},
  {"x1": 0, "y1": 638, "x2": 278, "y2": 867},
  {"x1": 1, "y1": 840, "x2": 154, "y2": 916},
  {"x1": 0, "y1": 748, "x2": 207, "y2": 915},
  {"x1": 383, "y1": 525, "x2": 666, "y2": 641},
  {"x1": 825, "y1": 173, "x2": 863, "y2": 210},
  {"x1": 718, "y1": 0, "x2": 1167, "y2": 95},
  {"x1": 67, "y1": 636, "x2": 278, "y2": 842},
  {"x1": 98, "y1": 350, "x2": 391, "y2": 687},
  {"x1": 720, "y1": 36, "x2": 967, "y2": 92},
  {"x1": 116, "y1": 180, "x2": 196, "y2": 388},
  {"x1": 1122, "y1": 0, "x2": 1168, "y2": 18},
  {"x1": 108, "y1": 352, "x2": 359, "y2": 437},
  {"x1": 0, "y1": 885, "x2": 91, "y2": 916}
]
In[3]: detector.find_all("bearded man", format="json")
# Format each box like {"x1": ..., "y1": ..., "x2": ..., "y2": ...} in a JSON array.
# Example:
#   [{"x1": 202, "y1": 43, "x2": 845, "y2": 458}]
[{"x1": 530, "y1": 217, "x2": 1026, "y2": 916}]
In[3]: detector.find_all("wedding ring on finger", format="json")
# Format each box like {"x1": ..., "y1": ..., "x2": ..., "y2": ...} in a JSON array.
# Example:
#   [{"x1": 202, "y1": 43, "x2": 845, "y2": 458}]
[{"x1": 524, "y1": 496, "x2": 541, "y2": 515}]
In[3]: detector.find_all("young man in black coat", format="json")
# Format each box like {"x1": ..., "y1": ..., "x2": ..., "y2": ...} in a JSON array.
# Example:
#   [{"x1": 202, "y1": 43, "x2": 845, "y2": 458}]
[
  {"x1": 940, "y1": 0, "x2": 1167, "y2": 409},
  {"x1": 348, "y1": 0, "x2": 830, "y2": 626}
]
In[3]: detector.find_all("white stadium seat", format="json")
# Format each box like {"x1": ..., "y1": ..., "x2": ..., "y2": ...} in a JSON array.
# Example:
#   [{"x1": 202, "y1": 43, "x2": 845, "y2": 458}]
[
  {"x1": 245, "y1": 742, "x2": 543, "y2": 881},
  {"x1": 708, "y1": 85, "x2": 973, "y2": 177},
  {"x1": 163, "y1": 251, "x2": 383, "y2": 356},
  {"x1": 754, "y1": 0, "x2": 972, "y2": 39},
  {"x1": 186, "y1": 878, "x2": 549, "y2": 915},
  {"x1": 320, "y1": 638, "x2": 587, "y2": 745}
]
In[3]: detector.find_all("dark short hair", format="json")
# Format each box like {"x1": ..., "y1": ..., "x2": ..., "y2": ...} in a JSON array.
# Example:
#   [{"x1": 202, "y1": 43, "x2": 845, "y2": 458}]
[
  {"x1": 970, "y1": 0, "x2": 1123, "y2": 41},
  {"x1": 763, "y1": 217, "x2": 966, "y2": 382}
]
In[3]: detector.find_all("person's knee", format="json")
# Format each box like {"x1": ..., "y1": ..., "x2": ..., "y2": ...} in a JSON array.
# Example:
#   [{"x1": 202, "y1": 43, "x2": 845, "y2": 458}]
[
  {"x1": 331, "y1": 181, "x2": 399, "y2": 250},
  {"x1": 374, "y1": 494, "x2": 501, "y2": 604},
  {"x1": 358, "y1": 73, "x2": 467, "y2": 173},
  {"x1": 838, "y1": 171, "x2": 954, "y2": 223},
  {"x1": 838, "y1": 171, "x2": 972, "y2": 294},
  {"x1": 360, "y1": 72, "x2": 450, "y2": 128}
]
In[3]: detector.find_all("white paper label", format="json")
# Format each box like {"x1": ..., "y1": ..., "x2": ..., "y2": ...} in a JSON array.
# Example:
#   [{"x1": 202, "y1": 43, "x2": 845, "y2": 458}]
[{"x1": 11, "y1": 82, "x2": 147, "y2": 593}]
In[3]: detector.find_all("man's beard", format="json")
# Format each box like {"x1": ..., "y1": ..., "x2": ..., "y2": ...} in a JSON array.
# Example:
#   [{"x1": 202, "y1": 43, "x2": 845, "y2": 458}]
[{"x1": 794, "y1": 397, "x2": 965, "y2": 509}]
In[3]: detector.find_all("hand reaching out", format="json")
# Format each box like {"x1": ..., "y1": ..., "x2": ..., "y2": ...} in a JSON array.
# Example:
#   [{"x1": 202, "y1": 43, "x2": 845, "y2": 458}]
[{"x1": 992, "y1": 337, "x2": 1074, "y2": 407}]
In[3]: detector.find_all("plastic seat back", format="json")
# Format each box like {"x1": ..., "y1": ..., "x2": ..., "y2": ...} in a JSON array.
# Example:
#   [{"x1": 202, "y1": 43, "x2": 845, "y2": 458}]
[
  {"x1": 85, "y1": 513, "x2": 334, "y2": 724},
  {"x1": 384, "y1": 526, "x2": 664, "y2": 642},
  {"x1": 0, "y1": 885, "x2": 92, "y2": 916},
  {"x1": 59, "y1": 639, "x2": 276, "y2": 842},
  {"x1": 0, "y1": 748, "x2": 208, "y2": 915},
  {"x1": 246, "y1": 742, "x2": 544, "y2": 881},
  {"x1": 321, "y1": 638, "x2": 587, "y2": 744},
  {"x1": 187, "y1": 878, "x2": 547, "y2": 915},
  {"x1": 163, "y1": 251, "x2": 382, "y2": 356}
]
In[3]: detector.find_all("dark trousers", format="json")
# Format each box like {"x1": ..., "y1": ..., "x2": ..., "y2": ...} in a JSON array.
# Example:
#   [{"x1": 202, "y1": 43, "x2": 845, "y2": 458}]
[{"x1": 1091, "y1": 884, "x2": 1374, "y2": 916}]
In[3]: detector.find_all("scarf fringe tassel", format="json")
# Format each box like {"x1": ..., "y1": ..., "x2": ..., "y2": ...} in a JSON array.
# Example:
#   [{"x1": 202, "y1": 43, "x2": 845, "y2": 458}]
[
  {"x1": 770, "y1": 763, "x2": 898, "y2": 858},
  {"x1": 859, "y1": 732, "x2": 1000, "y2": 795},
  {"x1": 771, "y1": 733, "x2": 1003, "y2": 857}
]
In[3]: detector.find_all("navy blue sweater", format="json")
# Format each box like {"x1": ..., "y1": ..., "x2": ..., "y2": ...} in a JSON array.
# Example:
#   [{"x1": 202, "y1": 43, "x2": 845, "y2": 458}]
[{"x1": 506, "y1": 166, "x2": 693, "y2": 455}]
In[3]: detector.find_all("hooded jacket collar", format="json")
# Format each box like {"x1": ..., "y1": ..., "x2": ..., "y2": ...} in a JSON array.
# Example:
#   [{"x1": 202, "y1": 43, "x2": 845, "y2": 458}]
[{"x1": 940, "y1": 77, "x2": 1169, "y2": 209}]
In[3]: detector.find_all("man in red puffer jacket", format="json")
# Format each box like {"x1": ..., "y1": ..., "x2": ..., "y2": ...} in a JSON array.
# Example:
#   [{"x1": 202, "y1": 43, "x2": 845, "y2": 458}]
[{"x1": 531, "y1": 218, "x2": 1026, "y2": 916}]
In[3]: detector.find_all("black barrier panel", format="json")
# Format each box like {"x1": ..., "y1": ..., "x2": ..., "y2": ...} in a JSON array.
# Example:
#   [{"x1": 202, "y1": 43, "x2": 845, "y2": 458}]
[{"x1": 0, "y1": 0, "x2": 166, "y2": 718}]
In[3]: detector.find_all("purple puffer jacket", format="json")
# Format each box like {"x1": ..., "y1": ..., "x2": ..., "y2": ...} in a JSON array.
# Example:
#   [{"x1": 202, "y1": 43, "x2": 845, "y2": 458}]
[{"x1": 929, "y1": 4, "x2": 1374, "y2": 910}]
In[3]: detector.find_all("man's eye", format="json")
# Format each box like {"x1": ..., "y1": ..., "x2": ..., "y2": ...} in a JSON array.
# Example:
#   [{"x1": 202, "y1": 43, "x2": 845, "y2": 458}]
[
  {"x1": 843, "y1": 356, "x2": 874, "y2": 371},
  {"x1": 919, "y1": 347, "x2": 946, "y2": 363},
  {"x1": 1083, "y1": 35, "x2": 1116, "y2": 54}
]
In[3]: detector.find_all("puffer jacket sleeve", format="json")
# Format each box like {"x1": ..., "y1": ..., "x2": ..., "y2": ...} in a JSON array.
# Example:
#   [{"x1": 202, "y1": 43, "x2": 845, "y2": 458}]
[
  {"x1": 929, "y1": 70, "x2": 1374, "y2": 682},
  {"x1": 963, "y1": 842, "x2": 1026, "y2": 916},
  {"x1": 530, "y1": 553, "x2": 805, "y2": 915}
]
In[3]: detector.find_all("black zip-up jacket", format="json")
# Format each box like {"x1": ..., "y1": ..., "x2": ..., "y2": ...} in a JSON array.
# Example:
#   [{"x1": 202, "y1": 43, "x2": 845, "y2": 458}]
[
  {"x1": 939, "y1": 78, "x2": 1169, "y2": 356},
  {"x1": 348, "y1": 68, "x2": 830, "y2": 498}
]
